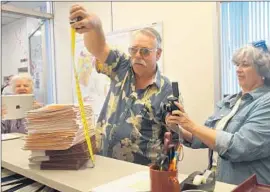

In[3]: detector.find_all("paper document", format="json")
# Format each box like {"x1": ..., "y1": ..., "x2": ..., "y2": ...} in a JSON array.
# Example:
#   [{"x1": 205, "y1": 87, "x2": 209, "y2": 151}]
[
  {"x1": 92, "y1": 171, "x2": 151, "y2": 192},
  {"x1": 1, "y1": 133, "x2": 23, "y2": 141},
  {"x1": 93, "y1": 170, "x2": 186, "y2": 192}
]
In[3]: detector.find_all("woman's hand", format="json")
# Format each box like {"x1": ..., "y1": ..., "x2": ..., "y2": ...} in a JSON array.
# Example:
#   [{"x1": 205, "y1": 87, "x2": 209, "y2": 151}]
[
  {"x1": 166, "y1": 102, "x2": 217, "y2": 149},
  {"x1": 166, "y1": 102, "x2": 197, "y2": 133}
]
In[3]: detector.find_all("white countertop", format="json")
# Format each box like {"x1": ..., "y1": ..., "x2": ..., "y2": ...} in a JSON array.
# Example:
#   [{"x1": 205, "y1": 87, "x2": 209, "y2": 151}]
[{"x1": 1, "y1": 134, "x2": 236, "y2": 192}]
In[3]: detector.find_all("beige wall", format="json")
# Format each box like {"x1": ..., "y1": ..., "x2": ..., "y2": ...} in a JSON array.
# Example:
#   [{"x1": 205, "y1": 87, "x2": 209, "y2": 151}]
[{"x1": 54, "y1": 2, "x2": 220, "y2": 174}]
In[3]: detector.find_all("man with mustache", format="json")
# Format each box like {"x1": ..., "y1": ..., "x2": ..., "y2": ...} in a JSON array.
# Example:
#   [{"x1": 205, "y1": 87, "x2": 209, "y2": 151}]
[{"x1": 70, "y1": 4, "x2": 180, "y2": 165}]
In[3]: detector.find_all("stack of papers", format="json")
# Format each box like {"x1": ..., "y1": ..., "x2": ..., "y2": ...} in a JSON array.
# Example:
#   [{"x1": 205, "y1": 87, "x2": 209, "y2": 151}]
[{"x1": 23, "y1": 104, "x2": 97, "y2": 170}]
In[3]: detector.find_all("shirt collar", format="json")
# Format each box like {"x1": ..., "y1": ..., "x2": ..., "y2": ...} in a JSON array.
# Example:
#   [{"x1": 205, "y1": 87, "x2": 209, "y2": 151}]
[
  {"x1": 130, "y1": 63, "x2": 162, "y2": 90},
  {"x1": 225, "y1": 85, "x2": 270, "y2": 108},
  {"x1": 242, "y1": 85, "x2": 270, "y2": 100},
  {"x1": 152, "y1": 65, "x2": 162, "y2": 89}
]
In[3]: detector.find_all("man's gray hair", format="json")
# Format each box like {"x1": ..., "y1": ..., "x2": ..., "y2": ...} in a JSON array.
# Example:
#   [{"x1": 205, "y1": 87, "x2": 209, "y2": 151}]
[
  {"x1": 131, "y1": 27, "x2": 162, "y2": 49},
  {"x1": 232, "y1": 44, "x2": 270, "y2": 85},
  {"x1": 10, "y1": 73, "x2": 34, "y2": 92}
]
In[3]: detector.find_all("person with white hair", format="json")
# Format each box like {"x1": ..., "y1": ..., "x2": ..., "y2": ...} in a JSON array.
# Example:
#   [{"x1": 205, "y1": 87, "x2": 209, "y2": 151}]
[
  {"x1": 1, "y1": 73, "x2": 42, "y2": 133},
  {"x1": 10, "y1": 73, "x2": 34, "y2": 94},
  {"x1": 166, "y1": 40, "x2": 270, "y2": 185}
]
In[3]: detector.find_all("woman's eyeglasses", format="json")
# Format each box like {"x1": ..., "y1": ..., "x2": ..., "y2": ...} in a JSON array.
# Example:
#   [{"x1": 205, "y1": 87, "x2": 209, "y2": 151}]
[{"x1": 128, "y1": 47, "x2": 157, "y2": 57}]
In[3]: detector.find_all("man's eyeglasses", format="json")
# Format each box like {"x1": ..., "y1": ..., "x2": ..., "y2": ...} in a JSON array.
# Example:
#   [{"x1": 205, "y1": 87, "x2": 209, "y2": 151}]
[{"x1": 128, "y1": 47, "x2": 157, "y2": 57}]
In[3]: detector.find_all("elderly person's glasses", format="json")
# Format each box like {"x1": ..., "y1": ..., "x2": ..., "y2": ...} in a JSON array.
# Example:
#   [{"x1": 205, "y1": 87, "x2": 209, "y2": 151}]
[{"x1": 128, "y1": 47, "x2": 157, "y2": 57}]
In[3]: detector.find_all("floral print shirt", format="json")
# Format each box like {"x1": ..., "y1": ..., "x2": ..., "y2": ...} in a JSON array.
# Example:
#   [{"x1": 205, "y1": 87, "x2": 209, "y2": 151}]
[{"x1": 95, "y1": 49, "x2": 180, "y2": 165}]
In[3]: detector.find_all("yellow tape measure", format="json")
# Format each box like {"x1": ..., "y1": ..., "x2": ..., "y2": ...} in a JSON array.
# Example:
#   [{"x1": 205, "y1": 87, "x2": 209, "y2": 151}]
[{"x1": 71, "y1": 28, "x2": 95, "y2": 166}]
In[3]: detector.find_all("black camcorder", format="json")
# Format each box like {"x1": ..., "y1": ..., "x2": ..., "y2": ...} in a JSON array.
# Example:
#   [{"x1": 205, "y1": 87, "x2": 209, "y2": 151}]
[
  {"x1": 161, "y1": 96, "x2": 179, "y2": 113},
  {"x1": 160, "y1": 82, "x2": 180, "y2": 114}
]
